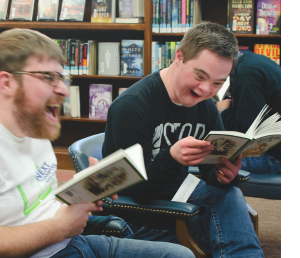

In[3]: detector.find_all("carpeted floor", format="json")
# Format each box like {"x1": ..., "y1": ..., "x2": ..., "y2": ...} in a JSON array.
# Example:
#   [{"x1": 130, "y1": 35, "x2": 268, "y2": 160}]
[
  {"x1": 57, "y1": 170, "x2": 281, "y2": 258},
  {"x1": 245, "y1": 197, "x2": 281, "y2": 258}
]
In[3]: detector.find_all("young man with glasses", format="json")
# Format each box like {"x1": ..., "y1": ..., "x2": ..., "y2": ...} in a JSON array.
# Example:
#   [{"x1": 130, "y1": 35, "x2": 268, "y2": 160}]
[{"x1": 0, "y1": 28, "x2": 195, "y2": 258}]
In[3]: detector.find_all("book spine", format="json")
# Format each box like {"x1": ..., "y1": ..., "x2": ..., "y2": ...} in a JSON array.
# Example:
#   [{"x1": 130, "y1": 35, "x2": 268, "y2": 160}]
[
  {"x1": 166, "y1": 0, "x2": 172, "y2": 32},
  {"x1": 79, "y1": 42, "x2": 84, "y2": 75},
  {"x1": 74, "y1": 40, "x2": 80, "y2": 75},
  {"x1": 186, "y1": 0, "x2": 190, "y2": 31},
  {"x1": 161, "y1": 0, "x2": 167, "y2": 33},
  {"x1": 152, "y1": 0, "x2": 156, "y2": 32},
  {"x1": 158, "y1": 45, "x2": 162, "y2": 69},
  {"x1": 178, "y1": 0, "x2": 182, "y2": 33},
  {"x1": 170, "y1": 41, "x2": 176, "y2": 60},
  {"x1": 156, "y1": 0, "x2": 160, "y2": 33},
  {"x1": 66, "y1": 39, "x2": 73, "y2": 74},
  {"x1": 161, "y1": 44, "x2": 165, "y2": 69},
  {"x1": 189, "y1": 0, "x2": 194, "y2": 28},
  {"x1": 83, "y1": 43, "x2": 88, "y2": 75},
  {"x1": 181, "y1": 0, "x2": 186, "y2": 32},
  {"x1": 165, "y1": 41, "x2": 171, "y2": 67},
  {"x1": 159, "y1": 0, "x2": 163, "y2": 32},
  {"x1": 171, "y1": 0, "x2": 178, "y2": 33},
  {"x1": 70, "y1": 40, "x2": 76, "y2": 75},
  {"x1": 155, "y1": 43, "x2": 160, "y2": 71},
  {"x1": 151, "y1": 41, "x2": 157, "y2": 73}
]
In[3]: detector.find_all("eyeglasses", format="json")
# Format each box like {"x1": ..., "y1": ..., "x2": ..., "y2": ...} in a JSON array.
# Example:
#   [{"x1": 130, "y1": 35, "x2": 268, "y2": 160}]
[{"x1": 7, "y1": 71, "x2": 72, "y2": 88}]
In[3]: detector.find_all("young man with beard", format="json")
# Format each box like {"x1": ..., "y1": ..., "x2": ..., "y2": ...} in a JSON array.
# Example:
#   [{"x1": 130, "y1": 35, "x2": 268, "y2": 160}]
[
  {"x1": 0, "y1": 29, "x2": 195, "y2": 258},
  {"x1": 103, "y1": 22, "x2": 264, "y2": 257}
]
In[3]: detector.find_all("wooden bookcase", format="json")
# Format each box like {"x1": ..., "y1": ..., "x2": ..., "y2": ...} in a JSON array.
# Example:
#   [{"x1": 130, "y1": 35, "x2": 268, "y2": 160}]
[{"x1": 0, "y1": 0, "x2": 281, "y2": 169}]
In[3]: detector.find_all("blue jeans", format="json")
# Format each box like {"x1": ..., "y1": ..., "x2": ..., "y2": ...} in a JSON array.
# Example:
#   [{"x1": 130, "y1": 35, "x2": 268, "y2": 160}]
[
  {"x1": 241, "y1": 153, "x2": 281, "y2": 175},
  {"x1": 126, "y1": 180, "x2": 264, "y2": 258},
  {"x1": 50, "y1": 216, "x2": 195, "y2": 258},
  {"x1": 51, "y1": 235, "x2": 195, "y2": 258}
]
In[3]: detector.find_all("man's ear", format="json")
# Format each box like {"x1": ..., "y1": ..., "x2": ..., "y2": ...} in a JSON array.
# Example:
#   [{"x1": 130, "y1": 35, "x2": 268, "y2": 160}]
[
  {"x1": 174, "y1": 49, "x2": 184, "y2": 64},
  {"x1": 0, "y1": 72, "x2": 16, "y2": 97}
]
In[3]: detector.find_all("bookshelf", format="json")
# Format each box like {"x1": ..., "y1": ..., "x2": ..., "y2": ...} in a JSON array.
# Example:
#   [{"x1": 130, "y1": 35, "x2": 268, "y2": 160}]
[{"x1": 0, "y1": 0, "x2": 281, "y2": 169}]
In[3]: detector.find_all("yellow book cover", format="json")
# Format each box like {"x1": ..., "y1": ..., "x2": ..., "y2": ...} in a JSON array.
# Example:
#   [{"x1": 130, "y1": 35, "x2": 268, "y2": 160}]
[{"x1": 254, "y1": 44, "x2": 280, "y2": 65}]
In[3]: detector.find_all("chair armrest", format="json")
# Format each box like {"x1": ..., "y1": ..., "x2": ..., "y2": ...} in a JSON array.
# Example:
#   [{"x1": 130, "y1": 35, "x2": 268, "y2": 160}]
[
  {"x1": 101, "y1": 219, "x2": 128, "y2": 235},
  {"x1": 102, "y1": 196, "x2": 199, "y2": 217}
]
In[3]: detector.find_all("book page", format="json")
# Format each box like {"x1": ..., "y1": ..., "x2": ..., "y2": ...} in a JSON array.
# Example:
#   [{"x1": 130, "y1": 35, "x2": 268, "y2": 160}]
[
  {"x1": 202, "y1": 134, "x2": 250, "y2": 164},
  {"x1": 216, "y1": 76, "x2": 230, "y2": 101},
  {"x1": 172, "y1": 174, "x2": 200, "y2": 203},
  {"x1": 124, "y1": 144, "x2": 147, "y2": 180}
]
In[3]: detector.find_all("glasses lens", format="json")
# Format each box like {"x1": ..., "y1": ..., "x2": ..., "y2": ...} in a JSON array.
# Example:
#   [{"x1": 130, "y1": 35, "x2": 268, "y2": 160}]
[
  {"x1": 48, "y1": 72, "x2": 58, "y2": 86},
  {"x1": 61, "y1": 73, "x2": 72, "y2": 87}
]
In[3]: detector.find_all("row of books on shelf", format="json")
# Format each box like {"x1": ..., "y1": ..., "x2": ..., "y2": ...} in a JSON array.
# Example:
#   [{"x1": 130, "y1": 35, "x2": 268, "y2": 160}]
[
  {"x1": 151, "y1": 43, "x2": 280, "y2": 74},
  {"x1": 152, "y1": 0, "x2": 202, "y2": 33},
  {"x1": 55, "y1": 38, "x2": 144, "y2": 77},
  {"x1": 227, "y1": 0, "x2": 281, "y2": 35},
  {"x1": 63, "y1": 84, "x2": 128, "y2": 119},
  {"x1": 0, "y1": 0, "x2": 144, "y2": 23}
]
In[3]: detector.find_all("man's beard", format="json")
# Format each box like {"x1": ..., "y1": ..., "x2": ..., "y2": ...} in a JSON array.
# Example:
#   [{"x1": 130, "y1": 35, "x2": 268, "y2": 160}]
[{"x1": 13, "y1": 84, "x2": 62, "y2": 141}]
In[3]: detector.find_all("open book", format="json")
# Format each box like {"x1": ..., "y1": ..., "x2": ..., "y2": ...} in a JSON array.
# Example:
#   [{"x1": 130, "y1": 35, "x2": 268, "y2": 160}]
[
  {"x1": 202, "y1": 105, "x2": 281, "y2": 164},
  {"x1": 54, "y1": 144, "x2": 147, "y2": 205}
]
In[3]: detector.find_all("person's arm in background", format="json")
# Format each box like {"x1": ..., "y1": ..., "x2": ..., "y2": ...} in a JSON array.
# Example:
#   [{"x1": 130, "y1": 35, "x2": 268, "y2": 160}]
[{"x1": 216, "y1": 67, "x2": 267, "y2": 133}]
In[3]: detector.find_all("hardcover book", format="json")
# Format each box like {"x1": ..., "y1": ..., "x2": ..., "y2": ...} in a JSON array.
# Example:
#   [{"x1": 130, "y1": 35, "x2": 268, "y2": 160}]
[
  {"x1": 228, "y1": 0, "x2": 254, "y2": 34},
  {"x1": 115, "y1": 17, "x2": 144, "y2": 23},
  {"x1": 238, "y1": 46, "x2": 249, "y2": 55},
  {"x1": 89, "y1": 84, "x2": 112, "y2": 119},
  {"x1": 91, "y1": 0, "x2": 116, "y2": 23},
  {"x1": 98, "y1": 42, "x2": 120, "y2": 76},
  {"x1": 37, "y1": 0, "x2": 59, "y2": 21},
  {"x1": 54, "y1": 143, "x2": 147, "y2": 205},
  {"x1": 8, "y1": 0, "x2": 35, "y2": 20},
  {"x1": 121, "y1": 40, "x2": 144, "y2": 77},
  {"x1": 202, "y1": 105, "x2": 281, "y2": 164},
  {"x1": 59, "y1": 0, "x2": 86, "y2": 21},
  {"x1": 0, "y1": 0, "x2": 9, "y2": 20},
  {"x1": 133, "y1": 0, "x2": 144, "y2": 17},
  {"x1": 69, "y1": 85, "x2": 81, "y2": 118},
  {"x1": 256, "y1": 0, "x2": 281, "y2": 35},
  {"x1": 254, "y1": 44, "x2": 280, "y2": 65},
  {"x1": 87, "y1": 40, "x2": 98, "y2": 75}
]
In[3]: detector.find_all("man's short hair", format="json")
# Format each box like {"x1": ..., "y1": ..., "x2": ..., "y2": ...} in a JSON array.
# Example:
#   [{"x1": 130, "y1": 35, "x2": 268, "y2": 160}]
[
  {"x1": 0, "y1": 28, "x2": 64, "y2": 72},
  {"x1": 177, "y1": 22, "x2": 239, "y2": 71}
]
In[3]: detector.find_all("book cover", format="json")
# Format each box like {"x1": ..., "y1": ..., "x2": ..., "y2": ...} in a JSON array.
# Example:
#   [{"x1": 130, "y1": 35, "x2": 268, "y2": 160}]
[
  {"x1": 238, "y1": 45, "x2": 249, "y2": 55},
  {"x1": 121, "y1": 40, "x2": 144, "y2": 77},
  {"x1": 82, "y1": 42, "x2": 88, "y2": 74},
  {"x1": 118, "y1": 0, "x2": 133, "y2": 17},
  {"x1": 91, "y1": 0, "x2": 116, "y2": 23},
  {"x1": 89, "y1": 84, "x2": 112, "y2": 119},
  {"x1": 0, "y1": 0, "x2": 9, "y2": 20},
  {"x1": 254, "y1": 44, "x2": 280, "y2": 65},
  {"x1": 59, "y1": 0, "x2": 86, "y2": 21},
  {"x1": 98, "y1": 42, "x2": 120, "y2": 76},
  {"x1": 8, "y1": 0, "x2": 35, "y2": 20},
  {"x1": 37, "y1": 0, "x2": 59, "y2": 21},
  {"x1": 228, "y1": 0, "x2": 254, "y2": 34},
  {"x1": 256, "y1": 0, "x2": 281, "y2": 35},
  {"x1": 54, "y1": 143, "x2": 147, "y2": 205},
  {"x1": 202, "y1": 105, "x2": 281, "y2": 164}
]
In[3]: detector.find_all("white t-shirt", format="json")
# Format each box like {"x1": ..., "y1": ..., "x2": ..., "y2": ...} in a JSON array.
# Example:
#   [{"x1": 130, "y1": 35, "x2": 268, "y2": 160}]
[{"x1": 0, "y1": 123, "x2": 70, "y2": 257}]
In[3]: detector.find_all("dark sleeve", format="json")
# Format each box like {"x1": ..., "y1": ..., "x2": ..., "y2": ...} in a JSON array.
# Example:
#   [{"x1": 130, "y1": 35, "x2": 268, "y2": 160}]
[
  {"x1": 103, "y1": 96, "x2": 182, "y2": 203},
  {"x1": 221, "y1": 67, "x2": 267, "y2": 133},
  {"x1": 197, "y1": 100, "x2": 239, "y2": 188}
]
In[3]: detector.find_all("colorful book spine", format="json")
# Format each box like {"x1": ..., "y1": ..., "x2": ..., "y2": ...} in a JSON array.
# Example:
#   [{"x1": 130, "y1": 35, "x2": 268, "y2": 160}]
[
  {"x1": 165, "y1": 42, "x2": 171, "y2": 67},
  {"x1": 155, "y1": 0, "x2": 160, "y2": 32},
  {"x1": 171, "y1": 0, "x2": 178, "y2": 33},
  {"x1": 185, "y1": 0, "x2": 190, "y2": 31},
  {"x1": 152, "y1": 0, "x2": 156, "y2": 32},
  {"x1": 161, "y1": 0, "x2": 167, "y2": 32},
  {"x1": 159, "y1": 0, "x2": 163, "y2": 32},
  {"x1": 181, "y1": 0, "x2": 186, "y2": 32},
  {"x1": 82, "y1": 43, "x2": 88, "y2": 75},
  {"x1": 79, "y1": 42, "x2": 84, "y2": 75}
]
